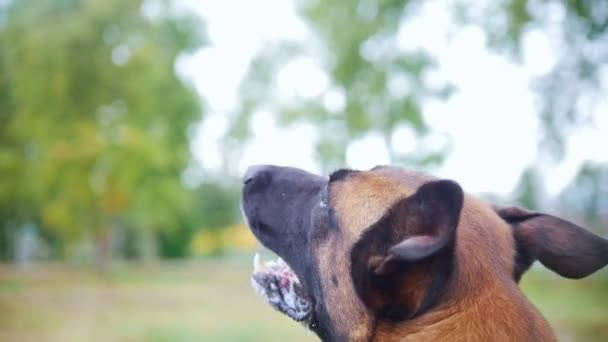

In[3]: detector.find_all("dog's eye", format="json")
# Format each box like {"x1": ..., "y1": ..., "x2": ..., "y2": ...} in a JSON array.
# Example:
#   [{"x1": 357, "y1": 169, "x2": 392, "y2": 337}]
[
  {"x1": 308, "y1": 317, "x2": 318, "y2": 330},
  {"x1": 319, "y1": 186, "x2": 328, "y2": 207},
  {"x1": 320, "y1": 194, "x2": 328, "y2": 207}
]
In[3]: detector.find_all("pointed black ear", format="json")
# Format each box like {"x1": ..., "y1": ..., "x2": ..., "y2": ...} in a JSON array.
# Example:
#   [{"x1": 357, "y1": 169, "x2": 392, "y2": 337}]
[
  {"x1": 497, "y1": 206, "x2": 608, "y2": 279},
  {"x1": 371, "y1": 180, "x2": 464, "y2": 274}
]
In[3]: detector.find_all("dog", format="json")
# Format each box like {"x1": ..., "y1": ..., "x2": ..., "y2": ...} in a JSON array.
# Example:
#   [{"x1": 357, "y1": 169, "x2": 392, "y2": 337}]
[{"x1": 241, "y1": 165, "x2": 608, "y2": 341}]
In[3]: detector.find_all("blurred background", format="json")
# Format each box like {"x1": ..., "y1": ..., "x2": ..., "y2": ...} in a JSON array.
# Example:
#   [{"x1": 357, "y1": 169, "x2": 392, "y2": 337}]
[{"x1": 0, "y1": 0, "x2": 607, "y2": 341}]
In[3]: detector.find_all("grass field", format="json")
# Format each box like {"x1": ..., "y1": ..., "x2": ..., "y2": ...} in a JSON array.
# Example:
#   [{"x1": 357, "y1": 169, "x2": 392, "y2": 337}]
[{"x1": 0, "y1": 258, "x2": 606, "y2": 341}]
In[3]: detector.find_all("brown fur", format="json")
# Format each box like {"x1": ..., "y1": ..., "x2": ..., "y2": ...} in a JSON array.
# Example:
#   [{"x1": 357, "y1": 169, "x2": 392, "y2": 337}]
[
  {"x1": 243, "y1": 164, "x2": 607, "y2": 341},
  {"x1": 319, "y1": 167, "x2": 555, "y2": 341}
]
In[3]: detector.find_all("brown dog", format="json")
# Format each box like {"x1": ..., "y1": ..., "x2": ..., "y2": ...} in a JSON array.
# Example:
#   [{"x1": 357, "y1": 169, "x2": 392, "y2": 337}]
[{"x1": 241, "y1": 165, "x2": 608, "y2": 341}]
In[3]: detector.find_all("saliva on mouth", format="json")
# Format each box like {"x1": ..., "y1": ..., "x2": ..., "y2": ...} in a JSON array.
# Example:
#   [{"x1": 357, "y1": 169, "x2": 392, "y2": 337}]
[{"x1": 251, "y1": 252, "x2": 313, "y2": 325}]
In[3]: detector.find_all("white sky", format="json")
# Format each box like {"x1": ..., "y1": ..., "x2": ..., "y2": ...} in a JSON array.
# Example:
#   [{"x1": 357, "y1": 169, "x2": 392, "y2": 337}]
[{"x1": 176, "y1": 0, "x2": 608, "y2": 197}]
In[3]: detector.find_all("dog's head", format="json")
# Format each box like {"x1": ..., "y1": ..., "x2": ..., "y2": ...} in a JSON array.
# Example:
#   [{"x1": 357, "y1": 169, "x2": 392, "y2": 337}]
[{"x1": 241, "y1": 165, "x2": 608, "y2": 341}]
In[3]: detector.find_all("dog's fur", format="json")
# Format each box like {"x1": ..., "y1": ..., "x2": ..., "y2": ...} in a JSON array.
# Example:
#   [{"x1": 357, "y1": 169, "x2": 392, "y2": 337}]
[{"x1": 242, "y1": 165, "x2": 608, "y2": 341}]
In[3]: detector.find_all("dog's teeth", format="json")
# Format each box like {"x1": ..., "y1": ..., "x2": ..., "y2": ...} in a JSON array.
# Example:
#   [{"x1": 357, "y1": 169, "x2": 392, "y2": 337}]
[{"x1": 254, "y1": 253, "x2": 266, "y2": 272}]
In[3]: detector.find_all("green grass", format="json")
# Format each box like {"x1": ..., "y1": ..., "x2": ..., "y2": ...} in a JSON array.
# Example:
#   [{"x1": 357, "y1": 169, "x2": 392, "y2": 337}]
[
  {"x1": 0, "y1": 260, "x2": 606, "y2": 341},
  {"x1": 0, "y1": 259, "x2": 314, "y2": 342},
  {"x1": 520, "y1": 268, "x2": 608, "y2": 342}
]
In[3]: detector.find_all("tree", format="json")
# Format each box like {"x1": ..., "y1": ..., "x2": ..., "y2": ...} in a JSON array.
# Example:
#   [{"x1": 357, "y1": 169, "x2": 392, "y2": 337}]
[
  {"x1": 158, "y1": 182, "x2": 240, "y2": 258},
  {"x1": 228, "y1": 1, "x2": 450, "y2": 173},
  {"x1": 465, "y1": 0, "x2": 608, "y2": 160},
  {"x1": 0, "y1": 0, "x2": 205, "y2": 268},
  {"x1": 228, "y1": 0, "x2": 607, "y2": 223},
  {"x1": 478, "y1": 0, "x2": 608, "y2": 230}
]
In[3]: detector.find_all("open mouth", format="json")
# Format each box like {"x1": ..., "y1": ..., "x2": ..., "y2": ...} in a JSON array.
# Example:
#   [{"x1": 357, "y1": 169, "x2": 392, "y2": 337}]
[{"x1": 251, "y1": 253, "x2": 312, "y2": 323}]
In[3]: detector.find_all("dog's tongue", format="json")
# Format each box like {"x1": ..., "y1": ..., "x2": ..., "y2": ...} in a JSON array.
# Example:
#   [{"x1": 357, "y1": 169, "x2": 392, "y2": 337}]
[{"x1": 251, "y1": 253, "x2": 312, "y2": 322}]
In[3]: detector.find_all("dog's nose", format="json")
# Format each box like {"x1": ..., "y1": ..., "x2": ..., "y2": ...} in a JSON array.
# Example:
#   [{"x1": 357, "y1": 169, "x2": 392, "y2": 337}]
[{"x1": 243, "y1": 165, "x2": 272, "y2": 185}]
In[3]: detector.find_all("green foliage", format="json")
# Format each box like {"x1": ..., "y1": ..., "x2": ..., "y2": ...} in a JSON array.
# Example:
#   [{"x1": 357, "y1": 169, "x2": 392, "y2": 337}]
[
  {"x1": 231, "y1": 0, "x2": 450, "y2": 171},
  {"x1": 475, "y1": 0, "x2": 608, "y2": 160},
  {"x1": 0, "y1": 0, "x2": 205, "y2": 258},
  {"x1": 158, "y1": 183, "x2": 240, "y2": 258},
  {"x1": 560, "y1": 162, "x2": 608, "y2": 235},
  {"x1": 1, "y1": 0, "x2": 606, "y2": 261},
  {"x1": 513, "y1": 168, "x2": 542, "y2": 210},
  {"x1": 231, "y1": 0, "x2": 607, "y2": 221},
  {"x1": 495, "y1": 1, "x2": 608, "y2": 223},
  {"x1": 231, "y1": 0, "x2": 605, "y2": 172}
]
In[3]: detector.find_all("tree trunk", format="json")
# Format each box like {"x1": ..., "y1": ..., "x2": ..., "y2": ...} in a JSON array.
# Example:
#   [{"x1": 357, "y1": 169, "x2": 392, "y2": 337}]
[
  {"x1": 94, "y1": 229, "x2": 112, "y2": 273},
  {"x1": 139, "y1": 229, "x2": 159, "y2": 266}
]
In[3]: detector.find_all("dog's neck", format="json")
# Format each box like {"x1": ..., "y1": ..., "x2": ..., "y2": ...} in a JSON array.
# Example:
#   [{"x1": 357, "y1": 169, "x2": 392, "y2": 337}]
[
  {"x1": 367, "y1": 200, "x2": 557, "y2": 342},
  {"x1": 370, "y1": 273, "x2": 555, "y2": 342}
]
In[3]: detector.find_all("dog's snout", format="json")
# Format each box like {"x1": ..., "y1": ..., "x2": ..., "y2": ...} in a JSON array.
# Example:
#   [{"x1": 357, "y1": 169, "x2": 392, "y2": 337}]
[{"x1": 243, "y1": 164, "x2": 272, "y2": 186}]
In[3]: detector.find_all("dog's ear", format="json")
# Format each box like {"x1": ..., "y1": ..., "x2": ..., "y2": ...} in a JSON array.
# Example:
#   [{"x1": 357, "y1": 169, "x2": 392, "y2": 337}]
[
  {"x1": 350, "y1": 179, "x2": 464, "y2": 318},
  {"x1": 496, "y1": 206, "x2": 608, "y2": 280},
  {"x1": 369, "y1": 180, "x2": 464, "y2": 274}
]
